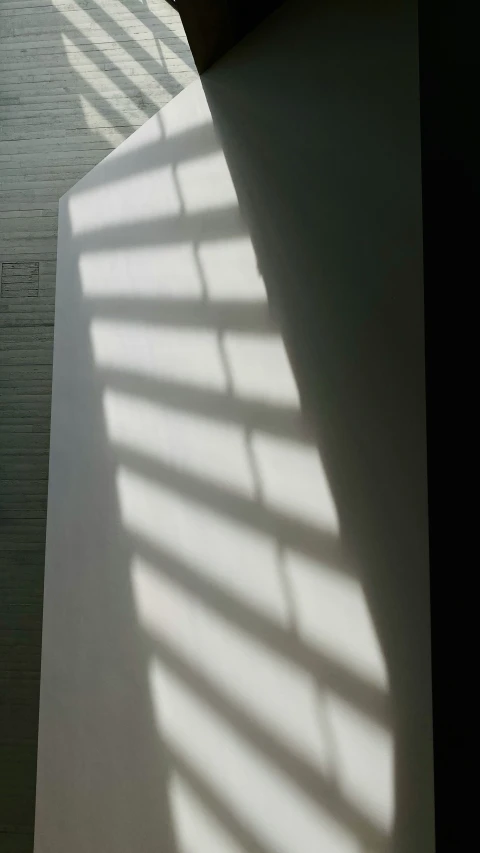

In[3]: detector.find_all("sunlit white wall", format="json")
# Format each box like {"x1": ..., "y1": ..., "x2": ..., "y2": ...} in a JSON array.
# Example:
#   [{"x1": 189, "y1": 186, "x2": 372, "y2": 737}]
[{"x1": 36, "y1": 70, "x2": 396, "y2": 853}]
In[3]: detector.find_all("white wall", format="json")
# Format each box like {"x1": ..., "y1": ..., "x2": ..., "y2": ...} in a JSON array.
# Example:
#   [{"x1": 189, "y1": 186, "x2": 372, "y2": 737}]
[{"x1": 35, "y1": 3, "x2": 433, "y2": 852}]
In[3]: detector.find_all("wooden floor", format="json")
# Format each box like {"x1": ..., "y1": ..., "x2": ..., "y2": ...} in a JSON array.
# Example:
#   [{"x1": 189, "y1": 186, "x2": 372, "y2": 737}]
[{"x1": 0, "y1": 2, "x2": 196, "y2": 849}]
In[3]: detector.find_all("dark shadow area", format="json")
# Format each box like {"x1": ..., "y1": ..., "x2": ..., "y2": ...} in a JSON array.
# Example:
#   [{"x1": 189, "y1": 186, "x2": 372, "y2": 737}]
[
  {"x1": 202, "y1": 1, "x2": 433, "y2": 850},
  {"x1": 175, "y1": 0, "x2": 285, "y2": 73}
]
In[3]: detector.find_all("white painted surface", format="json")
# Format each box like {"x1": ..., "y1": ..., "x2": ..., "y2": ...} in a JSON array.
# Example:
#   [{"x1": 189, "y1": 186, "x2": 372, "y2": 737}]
[
  {"x1": 36, "y1": 3, "x2": 432, "y2": 852},
  {"x1": 36, "y1": 76, "x2": 395, "y2": 853}
]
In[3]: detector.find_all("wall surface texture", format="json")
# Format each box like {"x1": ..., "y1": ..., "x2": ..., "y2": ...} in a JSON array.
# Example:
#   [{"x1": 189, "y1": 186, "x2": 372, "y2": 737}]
[
  {"x1": 0, "y1": 2, "x2": 196, "y2": 850},
  {"x1": 36, "y1": 2, "x2": 433, "y2": 852}
]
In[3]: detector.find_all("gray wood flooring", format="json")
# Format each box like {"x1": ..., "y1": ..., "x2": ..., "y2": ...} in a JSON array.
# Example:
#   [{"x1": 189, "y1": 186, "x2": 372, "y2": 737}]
[{"x1": 0, "y1": 3, "x2": 196, "y2": 849}]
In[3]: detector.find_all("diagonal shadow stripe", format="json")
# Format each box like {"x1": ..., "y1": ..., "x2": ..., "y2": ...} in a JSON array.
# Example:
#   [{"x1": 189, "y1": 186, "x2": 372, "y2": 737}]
[
  {"x1": 115, "y1": 0, "x2": 195, "y2": 69},
  {"x1": 96, "y1": 370, "x2": 310, "y2": 442},
  {"x1": 116, "y1": 447, "x2": 343, "y2": 570},
  {"x1": 132, "y1": 534, "x2": 390, "y2": 724},
  {"x1": 145, "y1": 631, "x2": 389, "y2": 851},
  {"x1": 61, "y1": 24, "x2": 166, "y2": 119},
  {"x1": 58, "y1": 48, "x2": 142, "y2": 137},
  {"x1": 69, "y1": 121, "x2": 220, "y2": 192},
  {"x1": 72, "y1": 206, "x2": 246, "y2": 250},
  {"x1": 164, "y1": 747, "x2": 274, "y2": 853},
  {"x1": 83, "y1": 299, "x2": 273, "y2": 333},
  {"x1": 62, "y1": 0, "x2": 192, "y2": 94}
]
